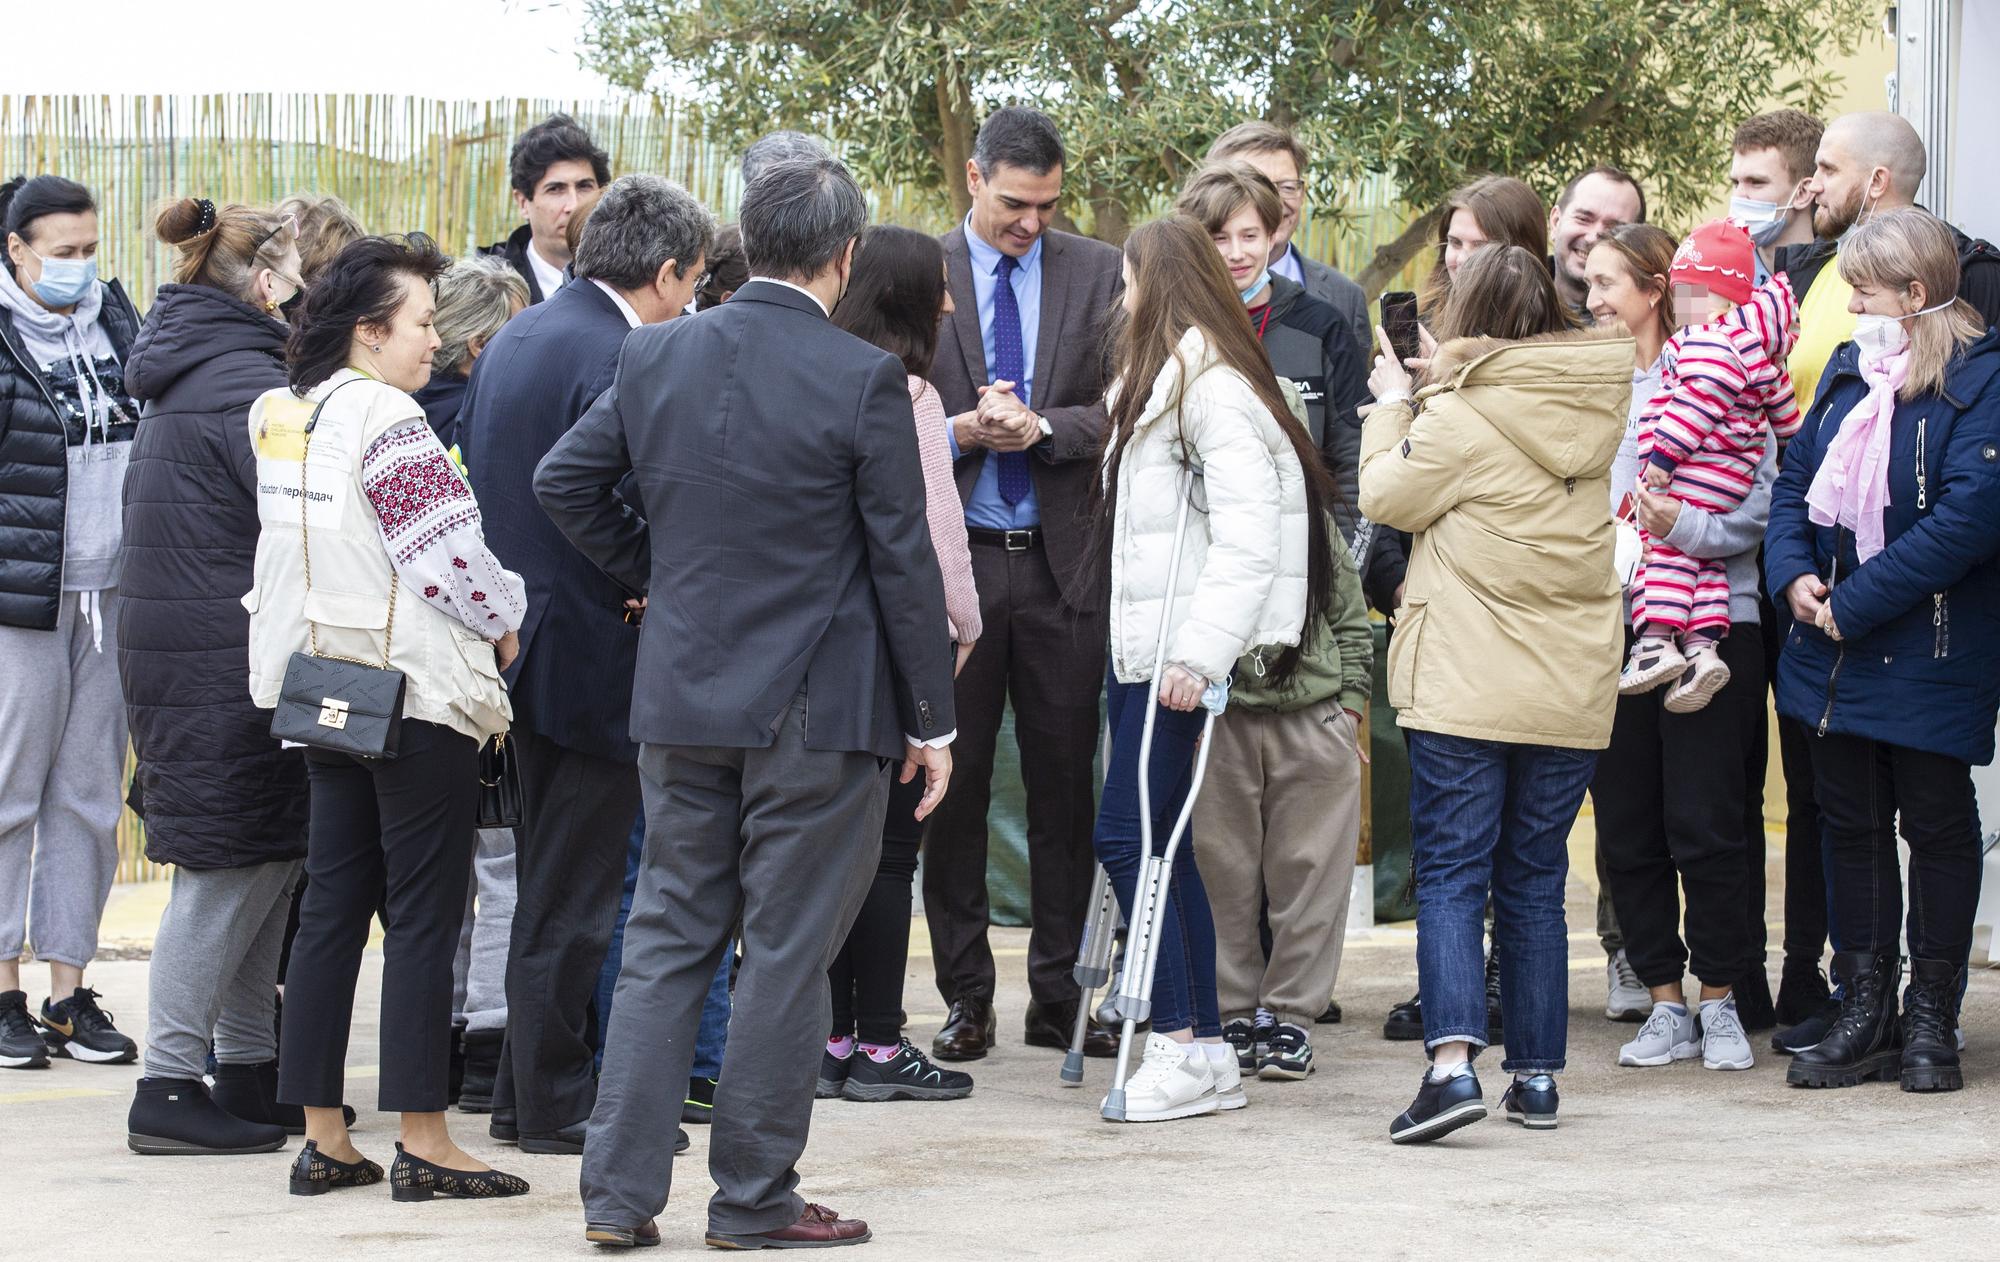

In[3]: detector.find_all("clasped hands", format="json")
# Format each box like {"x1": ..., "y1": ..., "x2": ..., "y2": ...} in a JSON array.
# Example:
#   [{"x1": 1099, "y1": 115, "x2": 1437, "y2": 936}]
[
  {"x1": 1786, "y1": 574, "x2": 1843, "y2": 641},
  {"x1": 953, "y1": 380, "x2": 1043, "y2": 453}
]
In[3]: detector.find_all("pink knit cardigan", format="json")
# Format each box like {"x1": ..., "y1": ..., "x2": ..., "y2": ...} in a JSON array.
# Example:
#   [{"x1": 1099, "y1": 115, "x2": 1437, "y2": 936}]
[{"x1": 908, "y1": 375, "x2": 982, "y2": 644}]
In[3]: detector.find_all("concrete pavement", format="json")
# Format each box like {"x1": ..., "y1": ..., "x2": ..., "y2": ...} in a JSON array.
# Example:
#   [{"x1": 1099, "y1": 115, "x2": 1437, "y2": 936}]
[{"x1": 5, "y1": 847, "x2": 1998, "y2": 1260}]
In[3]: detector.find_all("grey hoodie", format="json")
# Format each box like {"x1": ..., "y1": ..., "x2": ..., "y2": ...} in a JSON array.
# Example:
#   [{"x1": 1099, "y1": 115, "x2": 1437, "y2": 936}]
[{"x1": 0, "y1": 262, "x2": 136, "y2": 589}]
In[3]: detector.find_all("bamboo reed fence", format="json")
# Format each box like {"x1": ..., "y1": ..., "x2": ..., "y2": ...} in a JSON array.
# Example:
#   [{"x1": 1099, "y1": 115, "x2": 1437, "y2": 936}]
[{"x1": 0, "y1": 93, "x2": 1415, "y2": 881}]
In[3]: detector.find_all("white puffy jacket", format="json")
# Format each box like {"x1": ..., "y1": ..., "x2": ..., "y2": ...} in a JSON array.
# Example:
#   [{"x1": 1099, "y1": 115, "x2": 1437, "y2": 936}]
[{"x1": 1107, "y1": 325, "x2": 1309, "y2": 685}]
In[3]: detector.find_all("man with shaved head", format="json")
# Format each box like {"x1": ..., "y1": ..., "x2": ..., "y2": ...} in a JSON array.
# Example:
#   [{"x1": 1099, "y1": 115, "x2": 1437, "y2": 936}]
[{"x1": 1779, "y1": 110, "x2": 2000, "y2": 410}]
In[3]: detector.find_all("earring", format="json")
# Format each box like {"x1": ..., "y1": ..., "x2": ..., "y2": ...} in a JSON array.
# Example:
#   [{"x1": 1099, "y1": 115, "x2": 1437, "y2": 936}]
[
  {"x1": 264, "y1": 299, "x2": 279, "y2": 313},
  {"x1": 370, "y1": 345, "x2": 382, "y2": 353}
]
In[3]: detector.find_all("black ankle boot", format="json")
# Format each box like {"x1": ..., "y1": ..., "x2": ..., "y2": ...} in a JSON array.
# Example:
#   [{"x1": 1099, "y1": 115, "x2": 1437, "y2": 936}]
[
  {"x1": 1786, "y1": 949, "x2": 1902, "y2": 1088},
  {"x1": 1899, "y1": 958, "x2": 1964, "y2": 1093},
  {"x1": 127, "y1": 1077, "x2": 288, "y2": 1156},
  {"x1": 212, "y1": 1060, "x2": 355, "y2": 1132},
  {"x1": 1733, "y1": 968, "x2": 1777, "y2": 1032},
  {"x1": 1776, "y1": 959, "x2": 1832, "y2": 1026},
  {"x1": 458, "y1": 1027, "x2": 503, "y2": 1113}
]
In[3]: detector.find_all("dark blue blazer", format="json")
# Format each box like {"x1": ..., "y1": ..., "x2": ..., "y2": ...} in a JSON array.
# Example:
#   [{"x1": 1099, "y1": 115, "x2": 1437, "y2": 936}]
[
  {"x1": 1766, "y1": 327, "x2": 2000, "y2": 764},
  {"x1": 460, "y1": 279, "x2": 642, "y2": 762},
  {"x1": 533, "y1": 280, "x2": 957, "y2": 760}
]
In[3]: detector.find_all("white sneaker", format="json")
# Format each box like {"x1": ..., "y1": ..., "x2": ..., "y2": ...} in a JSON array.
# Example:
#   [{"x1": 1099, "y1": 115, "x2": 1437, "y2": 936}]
[
  {"x1": 1618, "y1": 636, "x2": 1686, "y2": 695},
  {"x1": 1699, "y1": 996, "x2": 1754, "y2": 1071},
  {"x1": 1605, "y1": 950, "x2": 1651, "y2": 1022},
  {"x1": 1663, "y1": 643, "x2": 1732, "y2": 714},
  {"x1": 1617, "y1": 1002, "x2": 1701, "y2": 1067},
  {"x1": 1210, "y1": 1049, "x2": 1248, "y2": 1111},
  {"x1": 1105, "y1": 1033, "x2": 1218, "y2": 1122}
]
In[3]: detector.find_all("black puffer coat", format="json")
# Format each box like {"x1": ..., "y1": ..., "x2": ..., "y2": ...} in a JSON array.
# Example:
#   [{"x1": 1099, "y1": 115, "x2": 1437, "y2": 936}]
[
  {"x1": 119, "y1": 283, "x2": 307, "y2": 868},
  {"x1": 0, "y1": 277, "x2": 141, "y2": 629}
]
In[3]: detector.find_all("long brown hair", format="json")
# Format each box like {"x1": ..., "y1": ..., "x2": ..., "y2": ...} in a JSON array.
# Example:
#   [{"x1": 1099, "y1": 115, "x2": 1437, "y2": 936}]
[
  {"x1": 1431, "y1": 243, "x2": 1570, "y2": 354},
  {"x1": 1422, "y1": 175, "x2": 1549, "y2": 316},
  {"x1": 1839, "y1": 208, "x2": 1987, "y2": 400},
  {"x1": 1101, "y1": 214, "x2": 1337, "y2": 686}
]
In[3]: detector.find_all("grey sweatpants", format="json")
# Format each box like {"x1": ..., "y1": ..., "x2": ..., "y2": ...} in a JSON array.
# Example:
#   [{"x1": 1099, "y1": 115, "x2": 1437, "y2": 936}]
[
  {"x1": 451, "y1": 827, "x2": 516, "y2": 1034},
  {"x1": 143, "y1": 859, "x2": 303, "y2": 1081},
  {"x1": 0, "y1": 589, "x2": 128, "y2": 967}
]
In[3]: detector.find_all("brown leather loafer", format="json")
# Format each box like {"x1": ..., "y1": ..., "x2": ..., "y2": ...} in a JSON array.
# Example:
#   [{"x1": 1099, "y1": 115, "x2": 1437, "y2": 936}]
[
  {"x1": 706, "y1": 1202, "x2": 870, "y2": 1249},
  {"x1": 1024, "y1": 998, "x2": 1117, "y2": 1058},
  {"x1": 930, "y1": 996, "x2": 995, "y2": 1062},
  {"x1": 585, "y1": 1218, "x2": 661, "y2": 1248}
]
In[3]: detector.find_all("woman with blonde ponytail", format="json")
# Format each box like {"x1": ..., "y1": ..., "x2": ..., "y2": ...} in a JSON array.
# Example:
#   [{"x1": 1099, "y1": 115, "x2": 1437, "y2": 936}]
[{"x1": 119, "y1": 198, "x2": 330, "y2": 1154}]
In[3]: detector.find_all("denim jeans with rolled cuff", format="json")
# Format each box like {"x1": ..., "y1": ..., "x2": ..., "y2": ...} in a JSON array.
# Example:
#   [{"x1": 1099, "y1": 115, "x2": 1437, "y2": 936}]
[
  {"x1": 1408, "y1": 729, "x2": 1598, "y2": 1075},
  {"x1": 1092, "y1": 665, "x2": 1222, "y2": 1039}
]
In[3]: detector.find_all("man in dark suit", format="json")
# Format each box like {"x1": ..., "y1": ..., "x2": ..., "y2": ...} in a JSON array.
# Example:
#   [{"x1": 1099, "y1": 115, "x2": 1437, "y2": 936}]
[
  {"x1": 924, "y1": 107, "x2": 1122, "y2": 1062},
  {"x1": 458, "y1": 173, "x2": 714, "y2": 1154},
  {"x1": 537, "y1": 156, "x2": 956, "y2": 1252}
]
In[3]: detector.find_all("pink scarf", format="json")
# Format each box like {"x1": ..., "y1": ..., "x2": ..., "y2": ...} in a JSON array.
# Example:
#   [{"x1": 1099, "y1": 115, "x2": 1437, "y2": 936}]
[{"x1": 1805, "y1": 347, "x2": 1910, "y2": 564}]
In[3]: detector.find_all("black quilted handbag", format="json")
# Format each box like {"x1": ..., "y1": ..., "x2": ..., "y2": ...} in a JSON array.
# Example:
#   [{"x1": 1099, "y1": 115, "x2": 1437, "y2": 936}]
[
  {"x1": 268, "y1": 382, "x2": 407, "y2": 759},
  {"x1": 476, "y1": 734, "x2": 522, "y2": 829}
]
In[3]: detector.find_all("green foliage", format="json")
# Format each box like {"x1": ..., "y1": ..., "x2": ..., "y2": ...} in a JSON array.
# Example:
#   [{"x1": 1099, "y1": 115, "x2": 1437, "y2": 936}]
[{"x1": 583, "y1": 0, "x2": 1872, "y2": 288}]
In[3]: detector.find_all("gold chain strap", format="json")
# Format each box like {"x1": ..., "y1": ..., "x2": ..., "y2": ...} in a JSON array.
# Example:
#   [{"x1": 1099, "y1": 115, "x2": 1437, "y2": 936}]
[{"x1": 298, "y1": 379, "x2": 396, "y2": 668}]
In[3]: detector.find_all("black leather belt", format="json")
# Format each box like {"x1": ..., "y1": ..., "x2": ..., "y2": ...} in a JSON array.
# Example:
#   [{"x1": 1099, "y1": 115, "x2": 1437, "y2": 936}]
[{"x1": 968, "y1": 526, "x2": 1044, "y2": 551}]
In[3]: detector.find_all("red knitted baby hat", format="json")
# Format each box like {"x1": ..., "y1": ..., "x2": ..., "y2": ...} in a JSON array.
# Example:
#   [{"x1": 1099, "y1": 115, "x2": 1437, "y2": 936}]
[{"x1": 1669, "y1": 219, "x2": 1755, "y2": 306}]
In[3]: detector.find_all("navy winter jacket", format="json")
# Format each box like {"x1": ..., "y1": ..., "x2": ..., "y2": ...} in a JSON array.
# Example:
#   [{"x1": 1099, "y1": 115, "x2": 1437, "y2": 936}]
[{"x1": 1766, "y1": 328, "x2": 2000, "y2": 765}]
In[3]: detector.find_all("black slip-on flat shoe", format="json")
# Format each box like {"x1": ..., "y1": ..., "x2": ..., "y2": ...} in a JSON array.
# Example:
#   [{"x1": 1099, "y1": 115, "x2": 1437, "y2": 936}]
[
  {"x1": 388, "y1": 1142, "x2": 529, "y2": 1202},
  {"x1": 288, "y1": 1139, "x2": 384, "y2": 1195}
]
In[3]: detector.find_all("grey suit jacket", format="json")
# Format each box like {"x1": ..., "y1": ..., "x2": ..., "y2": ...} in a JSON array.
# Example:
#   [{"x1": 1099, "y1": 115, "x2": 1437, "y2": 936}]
[
  {"x1": 533, "y1": 280, "x2": 957, "y2": 761},
  {"x1": 1298, "y1": 250, "x2": 1372, "y2": 355},
  {"x1": 933, "y1": 226, "x2": 1122, "y2": 613}
]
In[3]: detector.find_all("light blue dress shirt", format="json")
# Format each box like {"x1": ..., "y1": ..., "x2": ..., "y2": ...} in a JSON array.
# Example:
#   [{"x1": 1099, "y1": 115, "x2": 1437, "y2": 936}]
[
  {"x1": 949, "y1": 215, "x2": 1043, "y2": 529},
  {"x1": 1272, "y1": 242, "x2": 1307, "y2": 285}
]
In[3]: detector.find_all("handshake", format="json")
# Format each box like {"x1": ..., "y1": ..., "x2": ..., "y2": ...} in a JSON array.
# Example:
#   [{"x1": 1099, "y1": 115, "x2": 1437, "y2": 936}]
[{"x1": 952, "y1": 379, "x2": 1046, "y2": 453}]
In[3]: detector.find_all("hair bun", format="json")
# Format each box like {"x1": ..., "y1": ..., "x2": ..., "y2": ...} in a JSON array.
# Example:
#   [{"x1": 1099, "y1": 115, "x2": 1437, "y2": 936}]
[{"x1": 155, "y1": 196, "x2": 220, "y2": 247}]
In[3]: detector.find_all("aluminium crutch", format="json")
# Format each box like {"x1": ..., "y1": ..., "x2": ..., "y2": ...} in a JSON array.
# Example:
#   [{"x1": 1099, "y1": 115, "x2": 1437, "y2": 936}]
[
  {"x1": 1060, "y1": 857, "x2": 1121, "y2": 1085},
  {"x1": 1098, "y1": 481, "x2": 1229, "y2": 1122}
]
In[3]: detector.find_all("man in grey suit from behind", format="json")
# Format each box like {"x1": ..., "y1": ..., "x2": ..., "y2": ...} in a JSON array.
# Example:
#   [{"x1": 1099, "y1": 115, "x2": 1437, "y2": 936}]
[{"x1": 535, "y1": 156, "x2": 957, "y2": 1252}]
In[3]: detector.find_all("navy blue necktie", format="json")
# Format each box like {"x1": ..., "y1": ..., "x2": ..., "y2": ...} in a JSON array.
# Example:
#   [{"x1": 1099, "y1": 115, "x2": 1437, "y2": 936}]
[{"x1": 990, "y1": 254, "x2": 1031, "y2": 506}]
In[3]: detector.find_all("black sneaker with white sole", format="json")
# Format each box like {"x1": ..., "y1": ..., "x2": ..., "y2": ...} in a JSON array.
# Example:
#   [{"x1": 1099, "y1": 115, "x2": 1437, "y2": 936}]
[
  {"x1": 40, "y1": 988, "x2": 137, "y2": 1064},
  {"x1": 1772, "y1": 998, "x2": 1842, "y2": 1055},
  {"x1": 1389, "y1": 1068, "x2": 1486, "y2": 1144},
  {"x1": 1, "y1": 990, "x2": 50, "y2": 1069},
  {"x1": 1223, "y1": 1019, "x2": 1258, "y2": 1072},
  {"x1": 1258, "y1": 1023, "x2": 1314, "y2": 1080},
  {"x1": 842, "y1": 1040, "x2": 974, "y2": 1102},
  {"x1": 1500, "y1": 1074, "x2": 1559, "y2": 1129}
]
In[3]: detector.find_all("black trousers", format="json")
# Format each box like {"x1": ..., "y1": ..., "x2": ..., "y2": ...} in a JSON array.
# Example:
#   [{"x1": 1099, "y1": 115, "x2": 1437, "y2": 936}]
[
  {"x1": 922, "y1": 540, "x2": 1106, "y2": 1008},
  {"x1": 1809, "y1": 731, "x2": 1983, "y2": 967},
  {"x1": 279, "y1": 720, "x2": 478, "y2": 1113},
  {"x1": 1762, "y1": 587, "x2": 1829, "y2": 966},
  {"x1": 493, "y1": 724, "x2": 643, "y2": 1132},
  {"x1": 829, "y1": 769, "x2": 924, "y2": 1045},
  {"x1": 1593, "y1": 623, "x2": 1762, "y2": 990}
]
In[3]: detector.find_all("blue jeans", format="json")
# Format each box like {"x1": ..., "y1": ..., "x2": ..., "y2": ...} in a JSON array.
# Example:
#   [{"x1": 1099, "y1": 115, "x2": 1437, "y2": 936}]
[
  {"x1": 1407, "y1": 730, "x2": 1597, "y2": 1075},
  {"x1": 595, "y1": 811, "x2": 730, "y2": 1078},
  {"x1": 1093, "y1": 667, "x2": 1221, "y2": 1038}
]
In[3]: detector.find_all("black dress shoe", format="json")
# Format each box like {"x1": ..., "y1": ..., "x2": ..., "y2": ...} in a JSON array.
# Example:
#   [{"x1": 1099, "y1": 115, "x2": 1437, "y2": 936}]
[
  {"x1": 1317, "y1": 999, "x2": 1343, "y2": 1025},
  {"x1": 675, "y1": 1127, "x2": 691, "y2": 1154},
  {"x1": 519, "y1": 1119, "x2": 588, "y2": 1155},
  {"x1": 1024, "y1": 998, "x2": 1116, "y2": 1058},
  {"x1": 1382, "y1": 992, "x2": 1423, "y2": 1041},
  {"x1": 931, "y1": 996, "x2": 996, "y2": 1062},
  {"x1": 489, "y1": 1107, "x2": 518, "y2": 1144}
]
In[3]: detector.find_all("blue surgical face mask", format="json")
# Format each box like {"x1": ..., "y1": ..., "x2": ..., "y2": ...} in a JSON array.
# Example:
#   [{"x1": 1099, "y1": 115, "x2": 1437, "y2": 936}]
[
  {"x1": 25, "y1": 246, "x2": 97, "y2": 308},
  {"x1": 1728, "y1": 195, "x2": 1794, "y2": 248},
  {"x1": 1239, "y1": 267, "x2": 1272, "y2": 306}
]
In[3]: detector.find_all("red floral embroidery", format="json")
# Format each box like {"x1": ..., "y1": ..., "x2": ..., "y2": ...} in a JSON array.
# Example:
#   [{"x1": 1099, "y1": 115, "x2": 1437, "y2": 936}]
[
  {"x1": 452, "y1": 557, "x2": 469, "y2": 570},
  {"x1": 470, "y1": 590, "x2": 486, "y2": 602},
  {"x1": 424, "y1": 585, "x2": 439, "y2": 598}
]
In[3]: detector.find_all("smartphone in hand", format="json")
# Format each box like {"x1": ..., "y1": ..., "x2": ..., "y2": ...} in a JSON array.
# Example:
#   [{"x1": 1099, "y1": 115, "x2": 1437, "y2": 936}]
[{"x1": 1380, "y1": 291, "x2": 1421, "y2": 364}]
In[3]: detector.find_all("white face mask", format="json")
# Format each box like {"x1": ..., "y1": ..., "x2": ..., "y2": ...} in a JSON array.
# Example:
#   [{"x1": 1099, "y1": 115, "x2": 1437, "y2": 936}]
[
  {"x1": 1852, "y1": 298, "x2": 1956, "y2": 365},
  {"x1": 1728, "y1": 194, "x2": 1794, "y2": 247}
]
